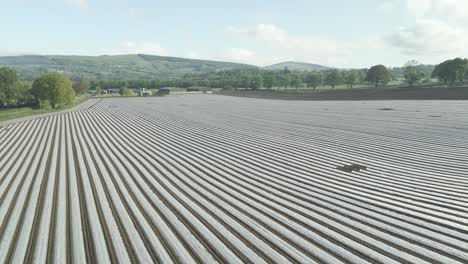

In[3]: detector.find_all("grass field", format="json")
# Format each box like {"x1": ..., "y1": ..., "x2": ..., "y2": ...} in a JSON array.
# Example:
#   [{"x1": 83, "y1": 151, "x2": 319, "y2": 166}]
[
  {"x1": 0, "y1": 107, "x2": 53, "y2": 122},
  {"x1": 268, "y1": 80, "x2": 404, "y2": 92},
  {"x1": 0, "y1": 95, "x2": 89, "y2": 122},
  {"x1": 0, "y1": 95, "x2": 467, "y2": 263}
]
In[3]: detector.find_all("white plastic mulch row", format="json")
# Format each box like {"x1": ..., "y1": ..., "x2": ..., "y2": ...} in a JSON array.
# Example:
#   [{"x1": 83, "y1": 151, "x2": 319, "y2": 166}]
[{"x1": 0, "y1": 95, "x2": 467, "y2": 264}]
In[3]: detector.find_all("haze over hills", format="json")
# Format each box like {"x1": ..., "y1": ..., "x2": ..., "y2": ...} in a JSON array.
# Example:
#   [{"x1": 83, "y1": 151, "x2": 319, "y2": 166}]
[
  {"x1": 0, "y1": 54, "x2": 257, "y2": 80},
  {"x1": 264, "y1": 61, "x2": 332, "y2": 71}
]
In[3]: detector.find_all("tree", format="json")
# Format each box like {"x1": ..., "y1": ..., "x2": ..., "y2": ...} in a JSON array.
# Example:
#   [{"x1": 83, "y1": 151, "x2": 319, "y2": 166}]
[
  {"x1": 403, "y1": 61, "x2": 424, "y2": 86},
  {"x1": 431, "y1": 58, "x2": 468, "y2": 85},
  {"x1": 73, "y1": 79, "x2": 90, "y2": 94},
  {"x1": 263, "y1": 73, "x2": 275, "y2": 89},
  {"x1": 120, "y1": 87, "x2": 134, "y2": 96},
  {"x1": 0, "y1": 67, "x2": 20, "y2": 106},
  {"x1": 95, "y1": 85, "x2": 103, "y2": 95},
  {"x1": 345, "y1": 71, "x2": 358, "y2": 88},
  {"x1": 289, "y1": 74, "x2": 302, "y2": 91},
  {"x1": 250, "y1": 75, "x2": 262, "y2": 90},
  {"x1": 357, "y1": 69, "x2": 366, "y2": 83},
  {"x1": 366, "y1": 65, "x2": 391, "y2": 88},
  {"x1": 277, "y1": 73, "x2": 290, "y2": 89},
  {"x1": 324, "y1": 70, "x2": 343, "y2": 89},
  {"x1": 120, "y1": 80, "x2": 129, "y2": 88},
  {"x1": 305, "y1": 72, "x2": 321, "y2": 90},
  {"x1": 235, "y1": 75, "x2": 249, "y2": 89},
  {"x1": 12, "y1": 82, "x2": 33, "y2": 105},
  {"x1": 31, "y1": 73, "x2": 75, "y2": 108}
]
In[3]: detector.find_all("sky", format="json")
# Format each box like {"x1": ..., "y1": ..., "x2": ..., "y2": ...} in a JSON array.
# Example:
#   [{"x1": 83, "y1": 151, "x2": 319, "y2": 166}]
[{"x1": 1, "y1": 0, "x2": 467, "y2": 68}]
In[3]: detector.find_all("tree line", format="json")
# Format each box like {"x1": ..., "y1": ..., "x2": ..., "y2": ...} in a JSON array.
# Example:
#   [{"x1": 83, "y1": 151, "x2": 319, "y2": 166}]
[
  {"x1": 53, "y1": 58, "x2": 468, "y2": 92},
  {"x1": 87, "y1": 63, "x2": 411, "y2": 91},
  {"x1": 86, "y1": 62, "x2": 437, "y2": 91},
  {"x1": 0, "y1": 68, "x2": 89, "y2": 109},
  {"x1": 431, "y1": 58, "x2": 468, "y2": 85}
]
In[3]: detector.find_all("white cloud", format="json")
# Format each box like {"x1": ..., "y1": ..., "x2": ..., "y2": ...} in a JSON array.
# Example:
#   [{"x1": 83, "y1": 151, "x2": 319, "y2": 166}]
[
  {"x1": 387, "y1": 0, "x2": 468, "y2": 60},
  {"x1": 224, "y1": 2, "x2": 468, "y2": 67},
  {"x1": 405, "y1": 0, "x2": 468, "y2": 21},
  {"x1": 389, "y1": 19, "x2": 467, "y2": 55},
  {"x1": 223, "y1": 48, "x2": 255, "y2": 64},
  {"x1": 228, "y1": 24, "x2": 386, "y2": 67},
  {"x1": 128, "y1": 8, "x2": 137, "y2": 17},
  {"x1": 182, "y1": 48, "x2": 256, "y2": 64},
  {"x1": 66, "y1": 0, "x2": 88, "y2": 9},
  {"x1": 378, "y1": 1, "x2": 396, "y2": 11},
  {"x1": 109, "y1": 42, "x2": 168, "y2": 56},
  {"x1": 233, "y1": 24, "x2": 288, "y2": 43},
  {"x1": 0, "y1": 49, "x2": 24, "y2": 56},
  {"x1": 185, "y1": 51, "x2": 202, "y2": 60},
  {"x1": 405, "y1": 0, "x2": 432, "y2": 17}
]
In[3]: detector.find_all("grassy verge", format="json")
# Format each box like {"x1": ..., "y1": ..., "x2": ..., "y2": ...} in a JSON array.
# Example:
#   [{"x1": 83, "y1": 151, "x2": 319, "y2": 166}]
[{"x1": 0, "y1": 95, "x2": 89, "y2": 122}]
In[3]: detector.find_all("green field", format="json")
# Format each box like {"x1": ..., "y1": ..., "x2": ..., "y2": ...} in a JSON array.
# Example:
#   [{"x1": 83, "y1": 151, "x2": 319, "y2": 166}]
[
  {"x1": 0, "y1": 95, "x2": 89, "y2": 122},
  {"x1": 0, "y1": 108, "x2": 55, "y2": 122},
  {"x1": 266, "y1": 79, "x2": 404, "y2": 92}
]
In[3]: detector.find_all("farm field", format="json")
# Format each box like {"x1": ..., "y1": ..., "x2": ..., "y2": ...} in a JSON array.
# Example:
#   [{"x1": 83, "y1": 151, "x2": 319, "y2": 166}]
[
  {"x1": 219, "y1": 86, "x2": 468, "y2": 101},
  {"x1": 0, "y1": 95, "x2": 467, "y2": 263}
]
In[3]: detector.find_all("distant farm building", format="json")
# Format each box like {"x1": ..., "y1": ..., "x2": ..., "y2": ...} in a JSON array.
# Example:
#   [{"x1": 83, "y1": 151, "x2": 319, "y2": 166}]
[
  {"x1": 157, "y1": 88, "x2": 171, "y2": 95},
  {"x1": 107, "y1": 88, "x2": 120, "y2": 94},
  {"x1": 138, "y1": 88, "x2": 152, "y2": 97}
]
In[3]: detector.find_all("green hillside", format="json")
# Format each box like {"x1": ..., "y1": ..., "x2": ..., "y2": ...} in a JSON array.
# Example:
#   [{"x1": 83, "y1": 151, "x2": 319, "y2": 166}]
[
  {"x1": 264, "y1": 61, "x2": 331, "y2": 71},
  {"x1": 0, "y1": 54, "x2": 257, "y2": 80}
]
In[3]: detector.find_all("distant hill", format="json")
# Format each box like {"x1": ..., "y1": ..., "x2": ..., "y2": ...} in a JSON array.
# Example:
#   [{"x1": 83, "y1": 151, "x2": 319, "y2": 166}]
[
  {"x1": 0, "y1": 54, "x2": 436, "y2": 81},
  {"x1": 0, "y1": 54, "x2": 257, "y2": 80},
  {"x1": 264, "y1": 61, "x2": 331, "y2": 71}
]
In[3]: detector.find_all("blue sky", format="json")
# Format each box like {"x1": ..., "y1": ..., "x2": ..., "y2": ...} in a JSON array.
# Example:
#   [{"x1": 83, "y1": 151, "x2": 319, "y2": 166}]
[{"x1": 1, "y1": 0, "x2": 467, "y2": 67}]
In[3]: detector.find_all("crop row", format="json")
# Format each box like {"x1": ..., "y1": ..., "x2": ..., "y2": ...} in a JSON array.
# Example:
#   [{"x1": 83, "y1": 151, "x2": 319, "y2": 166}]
[{"x1": 0, "y1": 95, "x2": 467, "y2": 263}]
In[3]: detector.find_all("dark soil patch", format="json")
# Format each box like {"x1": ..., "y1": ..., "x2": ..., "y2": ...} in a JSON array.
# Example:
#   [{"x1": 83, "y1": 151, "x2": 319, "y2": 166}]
[{"x1": 217, "y1": 87, "x2": 468, "y2": 101}]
